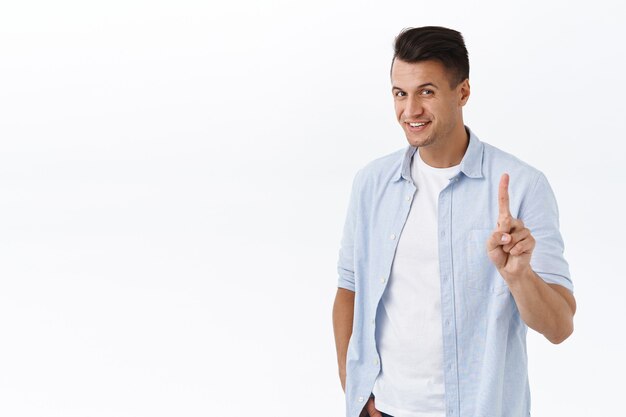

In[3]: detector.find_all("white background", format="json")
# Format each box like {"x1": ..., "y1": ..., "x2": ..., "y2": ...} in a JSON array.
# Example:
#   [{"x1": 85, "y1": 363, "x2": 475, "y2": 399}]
[{"x1": 1, "y1": 1, "x2": 624, "y2": 416}]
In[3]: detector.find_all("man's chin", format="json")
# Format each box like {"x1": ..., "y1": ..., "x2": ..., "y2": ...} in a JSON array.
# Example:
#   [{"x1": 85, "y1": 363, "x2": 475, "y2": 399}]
[{"x1": 406, "y1": 134, "x2": 434, "y2": 148}]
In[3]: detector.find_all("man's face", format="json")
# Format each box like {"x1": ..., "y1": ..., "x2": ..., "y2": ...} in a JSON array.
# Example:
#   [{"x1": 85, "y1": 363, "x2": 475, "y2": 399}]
[{"x1": 391, "y1": 59, "x2": 470, "y2": 148}]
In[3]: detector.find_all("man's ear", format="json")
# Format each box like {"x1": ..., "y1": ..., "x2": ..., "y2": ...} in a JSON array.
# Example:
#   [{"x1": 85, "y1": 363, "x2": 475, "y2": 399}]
[{"x1": 459, "y1": 79, "x2": 470, "y2": 106}]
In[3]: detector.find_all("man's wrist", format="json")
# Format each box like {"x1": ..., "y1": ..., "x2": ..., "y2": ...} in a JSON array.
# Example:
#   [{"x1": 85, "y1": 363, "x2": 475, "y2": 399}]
[{"x1": 501, "y1": 265, "x2": 535, "y2": 289}]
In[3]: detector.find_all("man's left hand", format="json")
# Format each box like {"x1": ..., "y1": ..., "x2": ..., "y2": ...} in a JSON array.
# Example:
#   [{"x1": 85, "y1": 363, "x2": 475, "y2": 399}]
[{"x1": 486, "y1": 173, "x2": 536, "y2": 279}]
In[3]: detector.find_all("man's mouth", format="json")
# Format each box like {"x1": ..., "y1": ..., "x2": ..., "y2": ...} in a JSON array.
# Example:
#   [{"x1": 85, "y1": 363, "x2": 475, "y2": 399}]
[{"x1": 406, "y1": 121, "x2": 431, "y2": 130}]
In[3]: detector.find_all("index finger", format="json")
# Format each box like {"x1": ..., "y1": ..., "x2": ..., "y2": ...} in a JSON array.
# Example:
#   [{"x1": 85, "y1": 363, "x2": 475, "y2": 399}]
[{"x1": 498, "y1": 173, "x2": 511, "y2": 218}]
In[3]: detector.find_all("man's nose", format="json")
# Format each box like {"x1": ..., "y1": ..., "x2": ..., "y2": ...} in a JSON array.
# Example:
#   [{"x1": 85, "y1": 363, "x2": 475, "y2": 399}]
[{"x1": 404, "y1": 96, "x2": 423, "y2": 119}]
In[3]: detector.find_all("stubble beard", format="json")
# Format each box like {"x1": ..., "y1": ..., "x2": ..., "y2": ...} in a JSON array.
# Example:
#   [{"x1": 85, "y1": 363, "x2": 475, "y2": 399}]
[{"x1": 407, "y1": 130, "x2": 437, "y2": 148}]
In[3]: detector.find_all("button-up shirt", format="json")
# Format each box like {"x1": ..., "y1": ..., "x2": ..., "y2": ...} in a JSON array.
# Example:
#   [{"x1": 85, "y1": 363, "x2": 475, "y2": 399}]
[{"x1": 336, "y1": 127, "x2": 573, "y2": 417}]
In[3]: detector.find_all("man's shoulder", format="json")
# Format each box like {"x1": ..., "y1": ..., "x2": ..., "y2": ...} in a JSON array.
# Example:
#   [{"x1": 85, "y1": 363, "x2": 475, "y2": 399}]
[{"x1": 481, "y1": 140, "x2": 543, "y2": 181}]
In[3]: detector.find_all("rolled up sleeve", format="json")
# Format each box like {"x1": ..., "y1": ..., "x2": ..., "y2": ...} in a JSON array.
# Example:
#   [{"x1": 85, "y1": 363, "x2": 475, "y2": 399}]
[
  {"x1": 337, "y1": 169, "x2": 363, "y2": 292},
  {"x1": 520, "y1": 172, "x2": 574, "y2": 293}
]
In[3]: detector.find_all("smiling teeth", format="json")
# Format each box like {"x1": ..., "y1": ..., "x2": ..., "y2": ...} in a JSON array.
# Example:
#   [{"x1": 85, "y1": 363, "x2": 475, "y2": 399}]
[{"x1": 409, "y1": 122, "x2": 426, "y2": 127}]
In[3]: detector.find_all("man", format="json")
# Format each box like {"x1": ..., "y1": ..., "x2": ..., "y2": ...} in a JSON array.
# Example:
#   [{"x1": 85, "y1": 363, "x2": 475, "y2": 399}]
[{"x1": 332, "y1": 26, "x2": 576, "y2": 417}]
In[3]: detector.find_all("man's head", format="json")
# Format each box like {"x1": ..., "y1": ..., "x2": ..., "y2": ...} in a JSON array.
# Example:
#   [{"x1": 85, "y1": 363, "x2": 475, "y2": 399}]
[
  {"x1": 391, "y1": 26, "x2": 469, "y2": 88},
  {"x1": 390, "y1": 26, "x2": 471, "y2": 150}
]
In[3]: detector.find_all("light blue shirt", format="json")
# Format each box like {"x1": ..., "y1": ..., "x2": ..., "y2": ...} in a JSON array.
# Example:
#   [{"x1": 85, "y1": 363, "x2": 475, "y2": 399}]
[{"x1": 337, "y1": 127, "x2": 573, "y2": 417}]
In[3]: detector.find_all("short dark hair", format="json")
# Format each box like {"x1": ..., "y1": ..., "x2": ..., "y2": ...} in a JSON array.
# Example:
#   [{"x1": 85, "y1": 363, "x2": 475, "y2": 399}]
[{"x1": 392, "y1": 26, "x2": 469, "y2": 87}]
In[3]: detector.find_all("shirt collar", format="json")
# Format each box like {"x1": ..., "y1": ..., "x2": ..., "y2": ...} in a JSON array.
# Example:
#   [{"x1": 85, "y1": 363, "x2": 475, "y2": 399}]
[{"x1": 393, "y1": 125, "x2": 484, "y2": 182}]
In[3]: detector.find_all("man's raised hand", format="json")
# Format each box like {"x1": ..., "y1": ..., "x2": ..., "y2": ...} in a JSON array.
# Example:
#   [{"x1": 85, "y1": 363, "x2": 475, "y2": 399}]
[{"x1": 486, "y1": 173, "x2": 536, "y2": 277}]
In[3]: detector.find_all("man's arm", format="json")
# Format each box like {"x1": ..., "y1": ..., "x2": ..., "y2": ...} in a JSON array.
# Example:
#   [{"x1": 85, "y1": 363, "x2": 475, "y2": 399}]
[
  {"x1": 488, "y1": 173, "x2": 576, "y2": 344},
  {"x1": 332, "y1": 287, "x2": 355, "y2": 392},
  {"x1": 334, "y1": 169, "x2": 363, "y2": 391},
  {"x1": 504, "y1": 268, "x2": 576, "y2": 344}
]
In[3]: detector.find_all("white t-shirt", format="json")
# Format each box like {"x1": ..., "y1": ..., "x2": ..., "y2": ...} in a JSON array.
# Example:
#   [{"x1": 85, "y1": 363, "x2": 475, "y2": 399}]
[{"x1": 372, "y1": 148, "x2": 461, "y2": 417}]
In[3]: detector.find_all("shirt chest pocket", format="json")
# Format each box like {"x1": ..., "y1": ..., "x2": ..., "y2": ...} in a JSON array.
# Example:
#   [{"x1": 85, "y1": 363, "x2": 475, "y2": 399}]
[{"x1": 465, "y1": 229, "x2": 509, "y2": 295}]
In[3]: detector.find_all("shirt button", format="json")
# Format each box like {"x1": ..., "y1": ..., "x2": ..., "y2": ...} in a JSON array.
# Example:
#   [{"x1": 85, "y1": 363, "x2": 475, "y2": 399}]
[
  {"x1": 440, "y1": 231, "x2": 445, "y2": 237},
  {"x1": 390, "y1": 234, "x2": 396, "y2": 240},
  {"x1": 380, "y1": 277, "x2": 386, "y2": 283},
  {"x1": 405, "y1": 196, "x2": 411, "y2": 201},
  {"x1": 374, "y1": 358, "x2": 379, "y2": 365},
  {"x1": 371, "y1": 319, "x2": 375, "y2": 325},
  {"x1": 358, "y1": 396, "x2": 364, "y2": 402}
]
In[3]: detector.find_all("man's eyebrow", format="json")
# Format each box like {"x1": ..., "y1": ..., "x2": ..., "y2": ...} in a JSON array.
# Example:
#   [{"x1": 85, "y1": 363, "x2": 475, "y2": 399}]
[{"x1": 392, "y1": 82, "x2": 439, "y2": 90}]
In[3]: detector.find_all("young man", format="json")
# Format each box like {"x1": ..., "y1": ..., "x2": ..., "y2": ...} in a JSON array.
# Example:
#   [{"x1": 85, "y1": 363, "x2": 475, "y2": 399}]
[{"x1": 332, "y1": 26, "x2": 576, "y2": 417}]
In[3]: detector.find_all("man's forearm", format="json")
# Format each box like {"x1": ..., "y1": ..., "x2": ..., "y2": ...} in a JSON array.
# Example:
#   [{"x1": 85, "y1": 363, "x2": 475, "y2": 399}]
[
  {"x1": 332, "y1": 287, "x2": 355, "y2": 392},
  {"x1": 504, "y1": 266, "x2": 576, "y2": 344}
]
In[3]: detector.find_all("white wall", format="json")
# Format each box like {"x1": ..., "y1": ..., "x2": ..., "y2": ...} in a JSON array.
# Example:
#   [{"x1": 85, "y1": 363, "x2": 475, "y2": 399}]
[{"x1": 1, "y1": 1, "x2": 624, "y2": 416}]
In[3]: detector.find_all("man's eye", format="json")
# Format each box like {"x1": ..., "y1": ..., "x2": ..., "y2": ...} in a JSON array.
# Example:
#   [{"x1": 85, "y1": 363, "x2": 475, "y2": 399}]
[
  {"x1": 394, "y1": 91, "x2": 406, "y2": 97},
  {"x1": 421, "y1": 89, "x2": 433, "y2": 95}
]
